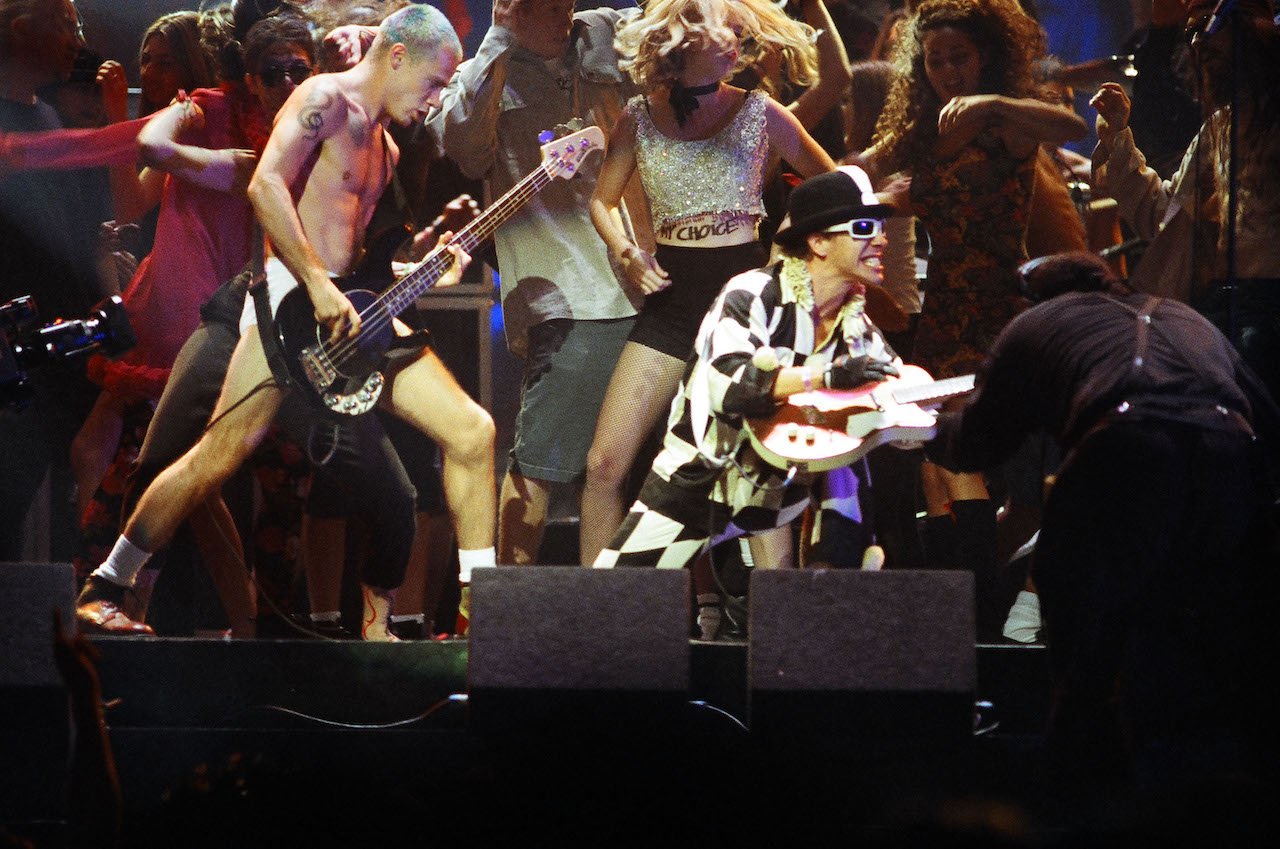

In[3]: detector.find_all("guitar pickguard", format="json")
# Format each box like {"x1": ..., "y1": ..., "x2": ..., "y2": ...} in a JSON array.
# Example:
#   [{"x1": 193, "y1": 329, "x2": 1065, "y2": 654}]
[
  {"x1": 744, "y1": 365, "x2": 970, "y2": 472},
  {"x1": 322, "y1": 370, "x2": 384, "y2": 416}
]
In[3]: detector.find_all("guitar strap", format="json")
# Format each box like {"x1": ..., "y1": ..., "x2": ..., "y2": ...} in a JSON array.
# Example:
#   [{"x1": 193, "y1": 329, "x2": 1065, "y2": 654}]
[{"x1": 249, "y1": 224, "x2": 294, "y2": 388}]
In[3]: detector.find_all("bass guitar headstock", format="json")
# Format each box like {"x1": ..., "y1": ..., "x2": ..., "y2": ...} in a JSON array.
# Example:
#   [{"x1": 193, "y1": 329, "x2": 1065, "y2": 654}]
[{"x1": 538, "y1": 125, "x2": 605, "y2": 181}]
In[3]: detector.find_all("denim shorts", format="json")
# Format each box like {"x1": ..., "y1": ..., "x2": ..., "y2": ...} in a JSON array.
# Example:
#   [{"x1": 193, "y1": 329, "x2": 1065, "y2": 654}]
[{"x1": 509, "y1": 316, "x2": 635, "y2": 483}]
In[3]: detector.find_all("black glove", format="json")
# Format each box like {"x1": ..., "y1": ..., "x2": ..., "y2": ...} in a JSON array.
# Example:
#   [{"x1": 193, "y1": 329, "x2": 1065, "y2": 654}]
[{"x1": 823, "y1": 355, "x2": 899, "y2": 389}]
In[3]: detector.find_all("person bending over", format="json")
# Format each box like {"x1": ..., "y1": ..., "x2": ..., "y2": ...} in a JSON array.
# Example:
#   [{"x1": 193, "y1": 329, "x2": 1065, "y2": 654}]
[{"x1": 926, "y1": 251, "x2": 1280, "y2": 788}]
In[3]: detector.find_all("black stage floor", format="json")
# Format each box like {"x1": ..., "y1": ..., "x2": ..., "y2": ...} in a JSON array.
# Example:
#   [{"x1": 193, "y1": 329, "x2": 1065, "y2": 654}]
[
  {"x1": 5, "y1": 637, "x2": 1072, "y2": 848},
  {"x1": 9, "y1": 636, "x2": 1274, "y2": 847}
]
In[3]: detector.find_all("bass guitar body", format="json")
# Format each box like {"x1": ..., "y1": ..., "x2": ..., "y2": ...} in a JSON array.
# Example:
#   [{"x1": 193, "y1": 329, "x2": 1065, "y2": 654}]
[{"x1": 272, "y1": 231, "x2": 401, "y2": 417}]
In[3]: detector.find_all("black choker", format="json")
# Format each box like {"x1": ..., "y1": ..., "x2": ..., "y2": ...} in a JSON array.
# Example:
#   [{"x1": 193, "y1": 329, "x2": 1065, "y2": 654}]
[{"x1": 669, "y1": 80, "x2": 720, "y2": 126}]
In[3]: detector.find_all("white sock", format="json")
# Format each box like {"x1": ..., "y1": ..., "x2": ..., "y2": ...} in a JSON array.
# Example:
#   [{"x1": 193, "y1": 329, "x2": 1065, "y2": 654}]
[
  {"x1": 1002, "y1": 590, "x2": 1042, "y2": 643},
  {"x1": 92, "y1": 536, "x2": 152, "y2": 588},
  {"x1": 390, "y1": 614, "x2": 425, "y2": 625},
  {"x1": 310, "y1": 611, "x2": 340, "y2": 623},
  {"x1": 457, "y1": 547, "x2": 496, "y2": 584},
  {"x1": 860, "y1": 544, "x2": 886, "y2": 571}
]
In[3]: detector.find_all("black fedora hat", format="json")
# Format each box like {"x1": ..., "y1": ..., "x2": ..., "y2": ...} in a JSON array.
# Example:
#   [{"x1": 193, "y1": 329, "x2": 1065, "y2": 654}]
[{"x1": 773, "y1": 165, "x2": 894, "y2": 249}]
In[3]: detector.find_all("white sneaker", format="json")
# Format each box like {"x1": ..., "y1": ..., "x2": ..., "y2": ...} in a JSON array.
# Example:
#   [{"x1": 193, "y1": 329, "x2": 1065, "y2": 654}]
[{"x1": 1002, "y1": 589, "x2": 1042, "y2": 643}]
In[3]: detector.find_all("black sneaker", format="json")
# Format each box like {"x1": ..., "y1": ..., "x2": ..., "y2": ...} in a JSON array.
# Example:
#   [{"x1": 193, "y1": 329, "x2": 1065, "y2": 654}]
[
  {"x1": 389, "y1": 619, "x2": 426, "y2": 640},
  {"x1": 287, "y1": 614, "x2": 355, "y2": 640},
  {"x1": 720, "y1": 595, "x2": 748, "y2": 641}
]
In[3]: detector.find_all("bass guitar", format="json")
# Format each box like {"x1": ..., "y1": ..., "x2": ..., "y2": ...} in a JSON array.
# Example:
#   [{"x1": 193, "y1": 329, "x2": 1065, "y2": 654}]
[
  {"x1": 274, "y1": 126, "x2": 605, "y2": 416},
  {"x1": 744, "y1": 364, "x2": 975, "y2": 473}
]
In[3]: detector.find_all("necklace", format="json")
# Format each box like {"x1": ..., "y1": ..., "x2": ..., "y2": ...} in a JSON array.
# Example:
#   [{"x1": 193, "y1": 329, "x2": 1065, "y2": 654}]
[
  {"x1": 781, "y1": 257, "x2": 868, "y2": 344},
  {"x1": 668, "y1": 80, "x2": 721, "y2": 127},
  {"x1": 780, "y1": 256, "x2": 815, "y2": 312}
]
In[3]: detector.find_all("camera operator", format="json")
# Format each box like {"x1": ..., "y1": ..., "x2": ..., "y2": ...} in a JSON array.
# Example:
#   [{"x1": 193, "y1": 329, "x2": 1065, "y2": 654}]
[{"x1": 1, "y1": 0, "x2": 116, "y2": 559}]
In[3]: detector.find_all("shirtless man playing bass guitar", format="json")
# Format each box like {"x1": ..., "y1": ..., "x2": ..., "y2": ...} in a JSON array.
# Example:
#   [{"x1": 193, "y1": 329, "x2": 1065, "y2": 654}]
[{"x1": 77, "y1": 5, "x2": 497, "y2": 640}]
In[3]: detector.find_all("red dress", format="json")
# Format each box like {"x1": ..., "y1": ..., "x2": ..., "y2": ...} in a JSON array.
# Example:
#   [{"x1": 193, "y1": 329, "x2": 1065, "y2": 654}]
[{"x1": 76, "y1": 85, "x2": 270, "y2": 582}]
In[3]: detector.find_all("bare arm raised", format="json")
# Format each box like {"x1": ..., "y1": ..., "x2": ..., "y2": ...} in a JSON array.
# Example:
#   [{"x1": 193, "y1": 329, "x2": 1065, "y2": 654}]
[
  {"x1": 248, "y1": 76, "x2": 362, "y2": 344},
  {"x1": 937, "y1": 94, "x2": 1086, "y2": 158},
  {"x1": 765, "y1": 97, "x2": 838, "y2": 178},
  {"x1": 137, "y1": 94, "x2": 257, "y2": 197},
  {"x1": 787, "y1": 0, "x2": 852, "y2": 133}
]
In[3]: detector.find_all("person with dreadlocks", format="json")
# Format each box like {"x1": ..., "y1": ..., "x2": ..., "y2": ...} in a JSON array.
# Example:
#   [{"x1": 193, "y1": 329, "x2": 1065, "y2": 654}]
[{"x1": 1091, "y1": 0, "x2": 1280, "y2": 403}]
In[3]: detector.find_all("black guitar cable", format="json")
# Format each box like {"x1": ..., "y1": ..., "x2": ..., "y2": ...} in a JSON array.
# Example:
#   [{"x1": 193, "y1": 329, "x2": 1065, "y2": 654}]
[{"x1": 199, "y1": 376, "x2": 282, "y2": 436}]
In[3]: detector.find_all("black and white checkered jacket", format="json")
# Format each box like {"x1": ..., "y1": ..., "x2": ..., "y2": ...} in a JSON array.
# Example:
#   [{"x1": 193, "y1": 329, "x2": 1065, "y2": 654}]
[{"x1": 651, "y1": 261, "x2": 898, "y2": 498}]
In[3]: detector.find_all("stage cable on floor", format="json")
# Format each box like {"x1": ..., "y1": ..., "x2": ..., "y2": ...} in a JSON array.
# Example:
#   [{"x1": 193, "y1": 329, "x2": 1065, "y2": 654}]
[
  {"x1": 202, "y1": 486, "x2": 351, "y2": 641},
  {"x1": 687, "y1": 699, "x2": 749, "y2": 733},
  {"x1": 220, "y1": 693, "x2": 469, "y2": 730}
]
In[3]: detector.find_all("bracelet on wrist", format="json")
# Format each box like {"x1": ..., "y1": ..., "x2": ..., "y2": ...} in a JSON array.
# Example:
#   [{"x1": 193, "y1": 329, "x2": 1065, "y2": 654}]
[{"x1": 801, "y1": 368, "x2": 815, "y2": 393}]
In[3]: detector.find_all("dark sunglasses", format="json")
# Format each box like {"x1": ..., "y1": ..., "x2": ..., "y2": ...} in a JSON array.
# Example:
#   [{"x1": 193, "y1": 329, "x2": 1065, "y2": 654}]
[{"x1": 259, "y1": 61, "x2": 312, "y2": 87}]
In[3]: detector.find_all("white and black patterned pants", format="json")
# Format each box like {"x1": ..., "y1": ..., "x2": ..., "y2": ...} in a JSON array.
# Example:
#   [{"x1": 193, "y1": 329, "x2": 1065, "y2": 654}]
[{"x1": 592, "y1": 461, "x2": 869, "y2": 570}]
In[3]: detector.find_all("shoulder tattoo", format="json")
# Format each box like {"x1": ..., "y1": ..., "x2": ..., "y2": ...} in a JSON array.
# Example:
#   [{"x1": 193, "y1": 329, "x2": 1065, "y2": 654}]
[{"x1": 297, "y1": 88, "x2": 335, "y2": 140}]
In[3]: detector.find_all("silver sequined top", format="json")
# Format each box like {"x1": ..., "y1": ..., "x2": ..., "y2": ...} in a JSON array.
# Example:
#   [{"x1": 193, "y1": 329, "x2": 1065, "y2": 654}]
[{"x1": 629, "y1": 90, "x2": 769, "y2": 230}]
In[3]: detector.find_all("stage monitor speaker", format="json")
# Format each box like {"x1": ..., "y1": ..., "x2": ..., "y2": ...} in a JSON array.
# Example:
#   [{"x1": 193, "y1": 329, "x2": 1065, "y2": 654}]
[
  {"x1": 468, "y1": 566, "x2": 690, "y2": 730},
  {"x1": 748, "y1": 569, "x2": 975, "y2": 743},
  {"x1": 1, "y1": 562, "x2": 75, "y2": 825},
  {"x1": 0, "y1": 561, "x2": 75, "y2": 688}
]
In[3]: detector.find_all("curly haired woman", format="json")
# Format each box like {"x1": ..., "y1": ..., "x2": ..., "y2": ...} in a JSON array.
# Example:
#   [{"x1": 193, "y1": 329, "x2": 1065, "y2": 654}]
[{"x1": 859, "y1": 0, "x2": 1085, "y2": 635}]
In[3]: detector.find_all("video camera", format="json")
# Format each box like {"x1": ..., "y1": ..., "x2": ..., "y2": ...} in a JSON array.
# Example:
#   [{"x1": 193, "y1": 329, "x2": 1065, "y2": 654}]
[{"x1": 1, "y1": 295, "x2": 134, "y2": 410}]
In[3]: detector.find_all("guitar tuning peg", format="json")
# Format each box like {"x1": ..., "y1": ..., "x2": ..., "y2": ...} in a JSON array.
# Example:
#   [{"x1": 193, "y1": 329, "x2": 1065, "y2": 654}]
[{"x1": 538, "y1": 130, "x2": 554, "y2": 144}]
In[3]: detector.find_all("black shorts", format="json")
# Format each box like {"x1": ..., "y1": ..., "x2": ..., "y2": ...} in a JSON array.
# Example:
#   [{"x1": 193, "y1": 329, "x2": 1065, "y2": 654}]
[{"x1": 629, "y1": 242, "x2": 767, "y2": 359}]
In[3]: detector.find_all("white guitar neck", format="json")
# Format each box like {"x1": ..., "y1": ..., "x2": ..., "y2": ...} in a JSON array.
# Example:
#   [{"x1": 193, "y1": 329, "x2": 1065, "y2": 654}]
[{"x1": 891, "y1": 374, "x2": 975, "y2": 408}]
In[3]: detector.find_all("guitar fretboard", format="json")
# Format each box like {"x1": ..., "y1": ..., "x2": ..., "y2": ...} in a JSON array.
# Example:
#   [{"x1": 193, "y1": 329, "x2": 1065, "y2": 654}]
[
  {"x1": 376, "y1": 160, "x2": 560, "y2": 317},
  {"x1": 890, "y1": 374, "x2": 976, "y2": 407}
]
